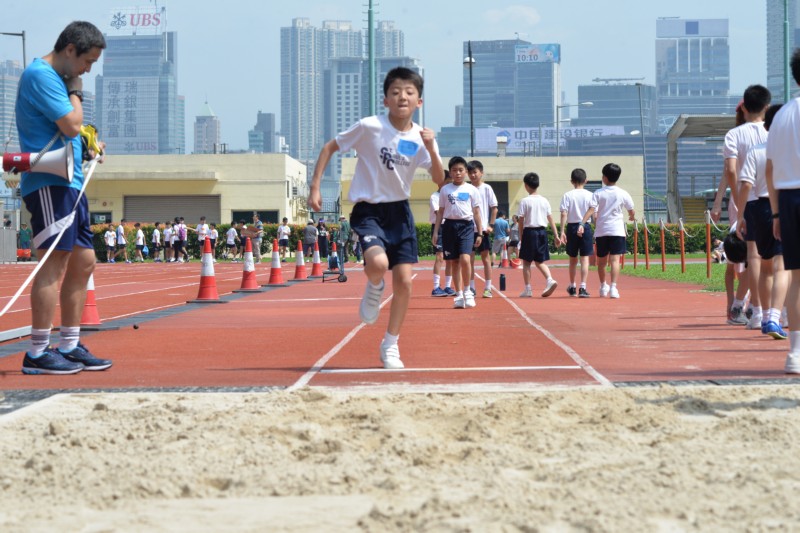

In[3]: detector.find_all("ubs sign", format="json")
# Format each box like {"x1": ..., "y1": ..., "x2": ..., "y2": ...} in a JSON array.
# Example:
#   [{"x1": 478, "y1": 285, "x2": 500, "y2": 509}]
[{"x1": 108, "y1": 7, "x2": 166, "y2": 35}]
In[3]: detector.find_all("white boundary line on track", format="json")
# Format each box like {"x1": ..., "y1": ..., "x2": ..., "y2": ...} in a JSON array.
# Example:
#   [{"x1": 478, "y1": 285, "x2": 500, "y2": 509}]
[{"x1": 321, "y1": 365, "x2": 582, "y2": 374}]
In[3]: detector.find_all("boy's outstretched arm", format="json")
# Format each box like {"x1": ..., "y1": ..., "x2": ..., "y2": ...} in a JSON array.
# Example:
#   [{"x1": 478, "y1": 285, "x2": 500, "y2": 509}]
[
  {"x1": 308, "y1": 139, "x2": 340, "y2": 212},
  {"x1": 421, "y1": 127, "x2": 445, "y2": 187}
]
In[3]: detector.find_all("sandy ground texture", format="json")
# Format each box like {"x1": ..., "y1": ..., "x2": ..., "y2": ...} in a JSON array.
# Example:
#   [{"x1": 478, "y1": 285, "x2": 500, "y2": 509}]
[{"x1": 1, "y1": 385, "x2": 800, "y2": 532}]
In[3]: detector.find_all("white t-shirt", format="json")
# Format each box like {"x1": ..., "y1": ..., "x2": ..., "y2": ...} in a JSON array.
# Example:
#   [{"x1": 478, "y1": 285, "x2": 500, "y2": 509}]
[
  {"x1": 766, "y1": 97, "x2": 800, "y2": 190},
  {"x1": 559, "y1": 188, "x2": 594, "y2": 224},
  {"x1": 226, "y1": 227, "x2": 238, "y2": 245},
  {"x1": 724, "y1": 122, "x2": 768, "y2": 176},
  {"x1": 211, "y1": 228, "x2": 218, "y2": 241},
  {"x1": 104, "y1": 230, "x2": 115, "y2": 247},
  {"x1": 337, "y1": 114, "x2": 437, "y2": 204},
  {"x1": 151, "y1": 228, "x2": 160, "y2": 245},
  {"x1": 116, "y1": 224, "x2": 126, "y2": 245},
  {"x1": 135, "y1": 229, "x2": 144, "y2": 246},
  {"x1": 471, "y1": 182, "x2": 498, "y2": 231},
  {"x1": 196, "y1": 223, "x2": 209, "y2": 242},
  {"x1": 164, "y1": 227, "x2": 172, "y2": 244},
  {"x1": 517, "y1": 195, "x2": 552, "y2": 228},
  {"x1": 739, "y1": 143, "x2": 768, "y2": 199},
  {"x1": 439, "y1": 182, "x2": 480, "y2": 222},
  {"x1": 429, "y1": 191, "x2": 440, "y2": 224},
  {"x1": 590, "y1": 186, "x2": 635, "y2": 238},
  {"x1": 277, "y1": 224, "x2": 291, "y2": 240}
]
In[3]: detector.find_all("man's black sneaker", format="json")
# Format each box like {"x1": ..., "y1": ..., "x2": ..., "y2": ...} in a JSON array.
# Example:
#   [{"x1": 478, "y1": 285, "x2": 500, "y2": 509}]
[
  {"x1": 567, "y1": 286, "x2": 577, "y2": 297},
  {"x1": 578, "y1": 288, "x2": 590, "y2": 298},
  {"x1": 22, "y1": 349, "x2": 84, "y2": 375},
  {"x1": 59, "y1": 343, "x2": 113, "y2": 371}
]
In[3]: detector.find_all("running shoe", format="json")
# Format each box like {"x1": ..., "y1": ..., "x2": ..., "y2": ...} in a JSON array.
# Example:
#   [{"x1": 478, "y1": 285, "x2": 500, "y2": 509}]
[
  {"x1": 444, "y1": 287, "x2": 456, "y2": 296},
  {"x1": 482, "y1": 289, "x2": 493, "y2": 298},
  {"x1": 431, "y1": 287, "x2": 447, "y2": 297},
  {"x1": 542, "y1": 279, "x2": 558, "y2": 297},
  {"x1": 609, "y1": 286, "x2": 620, "y2": 299},
  {"x1": 727, "y1": 306, "x2": 747, "y2": 325},
  {"x1": 567, "y1": 286, "x2": 577, "y2": 297},
  {"x1": 58, "y1": 343, "x2": 113, "y2": 371},
  {"x1": 519, "y1": 288, "x2": 533, "y2": 298},
  {"x1": 359, "y1": 280, "x2": 385, "y2": 324},
  {"x1": 746, "y1": 314, "x2": 763, "y2": 330},
  {"x1": 453, "y1": 295, "x2": 466, "y2": 309},
  {"x1": 22, "y1": 348, "x2": 84, "y2": 375},
  {"x1": 785, "y1": 353, "x2": 800, "y2": 374},
  {"x1": 578, "y1": 288, "x2": 590, "y2": 298},
  {"x1": 599, "y1": 283, "x2": 610, "y2": 298},
  {"x1": 380, "y1": 342, "x2": 404, "y2": 370},
  {"x1": 465, "y1": 293, "x2": 476, "y2": 308},
  {"x1": 763, "y1": 321, "x2": 788, "y2": 340}
]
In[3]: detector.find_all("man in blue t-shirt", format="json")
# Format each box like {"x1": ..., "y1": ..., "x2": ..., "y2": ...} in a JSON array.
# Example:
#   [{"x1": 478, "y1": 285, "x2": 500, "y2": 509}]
[{"x1": 15, "y1": 21, "x2": 112, "y2": 375}]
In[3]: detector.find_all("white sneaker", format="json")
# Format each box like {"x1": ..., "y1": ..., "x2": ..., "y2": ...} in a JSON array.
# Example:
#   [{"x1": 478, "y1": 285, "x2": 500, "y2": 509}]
[
  {"x1": 541, "y1": 278, "x2": 558, "y2": 297},
  {"x1": 609, "y1": 286, "x2": 620, "y2": 299},
  {"x1": 359, "y1": 281, "x2": 385, "y2": 324},
  {"x1": 746, "y1": 314, "x2": 763, "y2": 330},
  {"x1": 599, "y1": 283, "x2": 610, "y2": 297},
  {"x1": 454, "y1": 295, "x2": 466, "y2": 309},
  {"x1": 465, "y1": 293, "x2": 476, "y2": 308},
  {"x1": 782, "y1": 308, "x2": 789, "y2": 328},
  {"x1": 380, "y1": 343, "x2": 404, "y2": 369},
  {"x1": 785, "y1": 353, "x2": 800, "y2": 374},
  {"x1": 519, "y1": 288, "x2": 533, "y2": 298}
]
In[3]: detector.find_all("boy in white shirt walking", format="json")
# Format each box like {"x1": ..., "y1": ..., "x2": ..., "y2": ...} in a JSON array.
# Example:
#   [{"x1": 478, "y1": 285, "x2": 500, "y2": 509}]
[
  {"x1": 559, "y1": 168, "x2": 595, "y2": 297},
  {"x1": 578, "y1": 163, "x2": 635, "y2": 298},
  {"x1": 517, "y1": 173, "x2": 561, "y2": 298}
]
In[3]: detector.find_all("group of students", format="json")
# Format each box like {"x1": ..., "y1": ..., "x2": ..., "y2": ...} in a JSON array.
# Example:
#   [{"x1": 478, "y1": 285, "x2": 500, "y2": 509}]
[
  {"x1": 102, "y1": 216, "x2": 205, "y2": 264},
  {"x1": 711, "y1": 78, "x2": 800, "y2": 374}
]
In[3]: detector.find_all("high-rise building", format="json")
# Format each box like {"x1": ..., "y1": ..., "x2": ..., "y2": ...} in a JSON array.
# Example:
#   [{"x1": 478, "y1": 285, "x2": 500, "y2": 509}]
[
  {"x1": 0, "y1": 60, "x2": 23, "y2": 152},
  {"x1": 461, "y1": 40, "x2": 560, "y2": 130},
  {"x1": 194, "y1": 101, "x2": 221, "y2": 154},
  {"x1": 375, "y1": 21, "x2": 404, "y2": 57},
  {"x1": 95, "y1": 7, "x2": 183, "y2": 155},
  {"x1": 655, "y1": 18, "x2": 737, "y2": 131},
  {"x1": 281, "y1": 18, "x2": 362, "y2": 165},
  {"x1": 575, "y1": 81, "x2": 657, "y2": 134},
  {"x1": 248, "y1": 111, "x2": 277, "y2": 153},
  {"x1": 767, "y1": 0, "x2": 800, "y2": 100}
]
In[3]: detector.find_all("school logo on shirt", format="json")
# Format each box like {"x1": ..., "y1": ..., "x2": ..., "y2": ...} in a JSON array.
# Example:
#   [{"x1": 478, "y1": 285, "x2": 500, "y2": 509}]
[
  {"x1": 380, "y1": 147, "x2": 411, "y2": 171},
  {"x1": 448, "y1": 192, "x2": 471, "y2": 205}
]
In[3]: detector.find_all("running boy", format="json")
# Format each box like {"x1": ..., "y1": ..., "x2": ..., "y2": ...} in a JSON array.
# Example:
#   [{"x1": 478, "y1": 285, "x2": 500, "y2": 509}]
[
  {"x1": 559, "y1": 168, "x2": 594, "y2": 297},
  {"x1": 308, "y1": 67, "x2": 444, "y2": 370},
  {"x1": 433, "y1": 157, "x2": 483, "y2": 309},
  {"x1": 517, "y1": 172, "x2": 560, "y2": 298},
  {"x1": 577, "y1": 163, "x2": 635, "y2": 298}
]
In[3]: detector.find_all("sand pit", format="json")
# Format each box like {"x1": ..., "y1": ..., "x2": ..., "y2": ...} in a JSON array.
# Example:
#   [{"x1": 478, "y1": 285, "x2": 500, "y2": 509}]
[{"x1": 1, "y1": 385, "x2": 800, "y2": 531}]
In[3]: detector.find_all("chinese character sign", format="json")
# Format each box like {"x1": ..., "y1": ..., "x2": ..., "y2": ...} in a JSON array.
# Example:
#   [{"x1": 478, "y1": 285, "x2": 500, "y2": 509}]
[
  {"x1": 102, "y1": 76, "x2": 159, "y2": 155},
  {"x1": 475, "y1": 126, "x2": 625, "y2": 154}
]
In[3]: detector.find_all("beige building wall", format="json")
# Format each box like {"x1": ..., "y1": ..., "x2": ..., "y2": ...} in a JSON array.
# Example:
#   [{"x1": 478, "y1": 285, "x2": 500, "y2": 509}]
[
  {"x1": 341, "y1": 155, "x2": 644, "y2": 224},
  {"x1": 86, "y1": 153, "x2": 308, "y2": 224}
]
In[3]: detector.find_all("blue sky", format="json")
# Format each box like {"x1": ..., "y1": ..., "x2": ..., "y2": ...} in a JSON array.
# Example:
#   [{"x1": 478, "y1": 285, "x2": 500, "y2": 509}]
[{"x1": 0, "y1": 1, "x2": 766, "y2": 151}]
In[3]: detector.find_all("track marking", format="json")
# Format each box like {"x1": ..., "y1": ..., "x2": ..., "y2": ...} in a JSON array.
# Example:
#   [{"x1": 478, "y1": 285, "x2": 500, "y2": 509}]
[{"x1": 320, "y1": 365, "x2": 582, "y2": 374}]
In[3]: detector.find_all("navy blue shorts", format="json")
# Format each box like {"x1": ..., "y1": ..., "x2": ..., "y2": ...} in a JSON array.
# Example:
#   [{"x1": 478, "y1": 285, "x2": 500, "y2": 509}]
[
  {"x1": 750, "y1": 197, "x2": 782, "y2": 259},
  {"x1": 595, "y1": 235, "x2": 627, "y2": 257},
  {"x1": 779, "y1": 189, "x2": 800, "y2": 270},
  {"x1": 278, "y1": 238, "x2": 289, "y2": 247},
  {"x1": 743, "y1": 200, "x2": 758, "y2": 242},
  {"x1": 565, "y1": 222, "x2": 594, "y2": 257},
  {"x1": 350, "y1": 200, "x2": 418, "y2": 269},
  {"x1": 442, "y1": 219, "x2": 474, "y2": 259},
  {"x1": 519, "y1": 227, "x2": 550, "y2": 263},
  {"x1": 431, "y1": 223, "x2": 443, "y2": 253},
  {"x1": 23, "y1": 186, "x2": 93, "y2": 252},
  {"x1": 473, "y1": 232, "x2": 491, "y2": 253}
]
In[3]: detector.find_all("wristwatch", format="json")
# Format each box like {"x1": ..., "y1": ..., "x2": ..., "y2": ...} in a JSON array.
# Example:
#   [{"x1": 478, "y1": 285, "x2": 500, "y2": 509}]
[{"x1": 68, "y1": 89, "x2": 84, "y2": 102}]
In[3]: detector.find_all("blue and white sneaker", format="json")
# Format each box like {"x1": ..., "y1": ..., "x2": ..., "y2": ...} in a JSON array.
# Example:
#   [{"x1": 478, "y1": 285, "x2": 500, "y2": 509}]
[
  {"x1": 22, "y1": 348, "x2": 84, "y2": 375},
  {"x1": 59, "y1": 343, "x2": 113, "y2": 371},
  {"x1": 431, "y1": 287, "x2": 447, "y2": 297},
  {"x1": 762, "y1": 321, "x2": 788, "y2": 340},
  {"x1": 444, "y1": 287, "x2": 456, "y2": 296}
]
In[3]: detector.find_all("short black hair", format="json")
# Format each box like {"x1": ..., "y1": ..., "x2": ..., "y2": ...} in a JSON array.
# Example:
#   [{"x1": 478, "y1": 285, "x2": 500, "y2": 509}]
[
  {"x1": 467, "y1": 160, "x2": 483, "y2": 172},
  {"x1": 742, "y1": 85, "x2": 771, "y2": 114},
  {"x1": 154, "y1": 221, "x2": 160, "y2": 226},
  {"x1": 523, "y1": 172, "x2": 540, "y2": 190},
  {"x1": 765, "y1": 103, "x2": 783, "y2": 131},
  {"x1": 571, "y1": 168, "x2": 587, "y2": 184},
  {"x1": 448, "y1": 156, "x2": 468, "y2": 170},
  {"x1": 383, "y1": 67, "x2": 424, "y2": 97},
  {"x1": 602, "y1": 163, "x2": 622, "y2": 183},
  {"x1": 134, "y1": 222, "x2": 140, "y2": 227},
  {"x1": 792, "y1": 48, "x2": 800, "y2": 85},
  {"x1": 54, "y1": 21, "x2": 106, "y2": 56},
  {"x1": 723, "y1": 232, "x2": 747, "y2": 264}
]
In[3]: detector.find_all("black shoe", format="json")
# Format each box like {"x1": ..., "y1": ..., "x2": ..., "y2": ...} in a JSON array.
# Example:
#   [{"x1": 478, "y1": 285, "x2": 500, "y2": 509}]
[
  {"x1": 578, "y1": 288, "x2": 590, "y2": 298},
  {"x1": 567, "y1": 286, "x2": 577, "y2": 297},
  {"x1": 59, "y1": 343, "x2": 113, "y2": 371}
]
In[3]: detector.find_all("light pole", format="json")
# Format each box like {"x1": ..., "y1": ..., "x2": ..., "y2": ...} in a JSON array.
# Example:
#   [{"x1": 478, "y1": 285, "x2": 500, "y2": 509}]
[
  {"x1": 0, "y1": 31, "x2": 26, "y2": 67},
  {"x1": 463, "y1": 41, "x2": 475, "y2": 157},
  {"x1": 635, "y1": 83, "x2": 648, "y2": 210},
  {"x1": 538, "y1": 119, "x2": 571, "y2": 157},
  {"x1": 555, "y1": 102, "x2": 592, "y2": 156}
]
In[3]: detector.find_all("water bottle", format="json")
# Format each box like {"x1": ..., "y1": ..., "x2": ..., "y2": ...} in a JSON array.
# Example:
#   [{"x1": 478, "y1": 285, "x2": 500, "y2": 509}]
[{"x1": 499, "y1": 273, "x2": 506, "y2": 291}]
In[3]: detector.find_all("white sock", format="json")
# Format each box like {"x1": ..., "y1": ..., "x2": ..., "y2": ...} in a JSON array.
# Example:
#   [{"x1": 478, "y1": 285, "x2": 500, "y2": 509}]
[
  {"x1": 580, "y1": 282, "x2": 586, "y2": 289},
  {"x1": 382, "y1": 332, "x2": 399, "y2": 346},
  {"x1": 732, "y1": 298, "x2": 744, "y2": 310},
  {"x1": 58, "y1": 326, "x2": 81, "y2": 353},
  {"x1": 525, "y1": 284, "x2": 531, "y2": 290},
  {"x1": 486, "y1": 281, "x2": 492, "y2": 291},
  {"x1": 457, "y1": 290, "x2": 464, "y2": 298},
  {"x1": 445, "y1": 276, "x2": 453, "y2": 288},
  {"x1": 769, "y1": 308, "x2": 782, "y2": 324},
  {"x1": 28, "y1": 328, "x2": 51, "y2": 358},
  {"x1": 751, "y1": 306, "x2": 762, "y2": 318},
  {"x1": 790, "y1": 330, "x2": 800, "y2": 355},
  {"x1": 611, "y1": 282, "x2": 617, "y2": 288},
  {"x1": 568, "y1": 283, "x2": 576, "y2": 289},
  {"x1": 433, "y1": 274, "x2": 440, "y2": 289},
  {"x1": 469, "y1": 281, "x2": 476, "y2": 291}
]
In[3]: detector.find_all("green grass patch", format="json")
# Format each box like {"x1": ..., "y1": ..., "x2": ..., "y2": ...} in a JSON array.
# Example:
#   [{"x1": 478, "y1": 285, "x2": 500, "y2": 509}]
[{"x1": 619, "y1": 262, "x2": 726, "y2": 292}]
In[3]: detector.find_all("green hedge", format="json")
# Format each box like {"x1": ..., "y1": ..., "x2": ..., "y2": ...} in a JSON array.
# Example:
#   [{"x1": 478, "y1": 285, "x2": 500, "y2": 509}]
[{"x1": 89, "y1": 222, "x2": 727, "y2": 260}]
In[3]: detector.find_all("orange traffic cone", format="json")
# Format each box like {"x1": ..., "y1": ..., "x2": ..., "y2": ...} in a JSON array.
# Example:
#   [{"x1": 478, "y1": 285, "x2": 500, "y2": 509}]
[
  {"x1": 293, "y1": 240, "x2": 310, "y2": 281},
  {"x1": 79, "y1": 274, "x2": 119, "y2": 331},
  {"x1": 265, "y1": 239, "x2": 288, "y2": 286},
  {"x1": 233, "y1": 238, "x2": 263, "y2": 292},
  {"x1": 310, "y1": 241, "x2": 324, "y2": 278},
  {"x1": 500, "y1": 242, "x2": 510, "y2": 268},
  {"x1": 188, "y1": 238, "x2": 228, "y2": 303}
]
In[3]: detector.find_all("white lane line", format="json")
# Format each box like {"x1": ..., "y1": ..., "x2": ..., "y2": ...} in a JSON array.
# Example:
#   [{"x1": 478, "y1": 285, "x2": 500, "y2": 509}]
[{"x1": 320, "y1": 365, "x2": 582, "y2": 374}]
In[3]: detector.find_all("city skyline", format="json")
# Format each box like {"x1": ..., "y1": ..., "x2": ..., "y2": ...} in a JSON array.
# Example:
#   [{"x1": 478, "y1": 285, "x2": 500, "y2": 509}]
[{"x1": 0, "y1": 1, "x2": 768, "y2": 152}]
